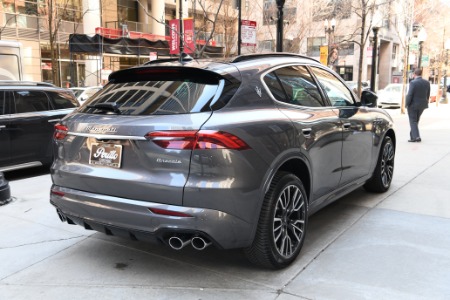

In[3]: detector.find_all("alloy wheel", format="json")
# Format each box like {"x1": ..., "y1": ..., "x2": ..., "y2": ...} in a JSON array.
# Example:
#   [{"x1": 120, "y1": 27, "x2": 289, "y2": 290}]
[{"x1": 273, "y1": 184, "x2": 306, "y2": 258}]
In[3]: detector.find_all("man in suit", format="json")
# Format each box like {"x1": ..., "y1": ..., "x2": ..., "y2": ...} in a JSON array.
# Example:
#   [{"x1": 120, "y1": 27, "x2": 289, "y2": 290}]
[{"x1": 405, "y1": 69, "x2": 430, "y2": 142}]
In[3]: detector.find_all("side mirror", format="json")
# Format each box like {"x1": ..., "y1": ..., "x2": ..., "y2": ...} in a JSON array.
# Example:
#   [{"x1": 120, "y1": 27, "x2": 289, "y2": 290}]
[{"x1": 361, "y1": 90, "x2": 378, "y2": 107}]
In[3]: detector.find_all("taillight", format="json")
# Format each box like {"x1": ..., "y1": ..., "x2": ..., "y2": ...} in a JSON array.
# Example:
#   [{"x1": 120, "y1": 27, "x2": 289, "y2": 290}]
[
  {"x1": 54, "y1": 123, "x2": 68, "y2": 140},
  {"x1": 145, "y1": 130, "x2": 250, "y2": 150},
  {"x1": 51, "y1": 189, "x2": 65, "y2": 197},
  {"x1": 149, "y1": 208, "x2": 192, "y2": 218}
]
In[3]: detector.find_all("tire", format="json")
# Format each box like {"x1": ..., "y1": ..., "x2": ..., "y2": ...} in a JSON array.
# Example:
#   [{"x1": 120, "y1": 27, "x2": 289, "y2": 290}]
[
  {"x1": 244, "y1": 172, "x2": 308, "y2": 269},
  {"x1": 364, "y1": 136, "x2": 395, "y2": 193}
]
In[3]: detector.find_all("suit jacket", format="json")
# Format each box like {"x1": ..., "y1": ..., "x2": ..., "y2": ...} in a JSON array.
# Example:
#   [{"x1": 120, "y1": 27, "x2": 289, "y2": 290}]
[{"x1": 406, "y1": 76, "x2": 430, "y2": 110}]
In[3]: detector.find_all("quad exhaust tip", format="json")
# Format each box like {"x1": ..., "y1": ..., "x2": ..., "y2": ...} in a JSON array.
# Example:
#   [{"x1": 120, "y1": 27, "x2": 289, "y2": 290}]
[
  {"x1": 168, "y1": 236, "x2": 191, "y2": 250},
  {"x1": 168, "y1": 235, "x2": 212, "y2": 251},
  {"x1": 191, "y1": 236, "x2": 212, "y2": 251}
]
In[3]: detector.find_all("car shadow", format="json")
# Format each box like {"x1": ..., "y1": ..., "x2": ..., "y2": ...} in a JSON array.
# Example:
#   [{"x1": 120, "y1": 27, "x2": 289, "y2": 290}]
[{"x1": 3, "y1": 166, "x2": 51, "y2": 181}]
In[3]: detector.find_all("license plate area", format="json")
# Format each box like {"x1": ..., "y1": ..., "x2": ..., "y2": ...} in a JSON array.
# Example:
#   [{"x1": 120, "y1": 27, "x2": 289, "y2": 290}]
[{"x1": 89, "y1": 143, "x2": 123, "y2": 168}]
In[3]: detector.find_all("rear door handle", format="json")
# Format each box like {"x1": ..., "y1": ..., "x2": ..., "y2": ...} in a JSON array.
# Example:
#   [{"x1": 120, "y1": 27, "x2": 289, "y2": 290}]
[
  {"x1": 0, "y1": 125, "x2": 5, "y2": 130},
  {"x1": 343, "y1": 123, "x2": 351, "y2": 130}
]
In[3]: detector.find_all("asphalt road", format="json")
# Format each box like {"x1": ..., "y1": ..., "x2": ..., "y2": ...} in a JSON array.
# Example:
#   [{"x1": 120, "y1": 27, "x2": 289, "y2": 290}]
[{"x1": 1, "y1": 105, "x2": 450, "y2": 300}]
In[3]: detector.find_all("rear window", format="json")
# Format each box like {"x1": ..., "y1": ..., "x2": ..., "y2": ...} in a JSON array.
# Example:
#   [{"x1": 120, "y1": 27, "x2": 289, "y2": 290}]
[{"x1": 80, "y1": 80, "x2": 221, "y2": 115}]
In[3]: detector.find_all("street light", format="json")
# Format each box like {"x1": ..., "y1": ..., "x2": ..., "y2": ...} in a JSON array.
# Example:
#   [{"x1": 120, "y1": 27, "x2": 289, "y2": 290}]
[
  {"x1": 442, "y1": 39, "x2": 450, "y2": 104},
  {"x1": 370, "y1": 26, "x2": 380, "y2": 92},
  {"x1": 275, "y1": 0, "x2": 285, "y2": 52},
  {"x1": 324, "y1": 18, "x2": 336, "y2": 66},
  {"x1": 417, "y1": 27, "x2": 427, "y2": 70}
]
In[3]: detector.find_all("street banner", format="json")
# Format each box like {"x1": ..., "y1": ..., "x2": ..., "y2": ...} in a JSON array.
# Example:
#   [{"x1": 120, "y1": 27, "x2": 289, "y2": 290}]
[
  {"x1": 241, "y1": 20, "x2": 257, "y2": 47},
  {"x1": 183, "y1": 18, "x2": 195, "y2": 54},
  {"x1": 169, "y1": 19, "x2": 180, "y2": 55},
  {"x1": 320, "y1": 46, "x2": 328, "y2": 65}
]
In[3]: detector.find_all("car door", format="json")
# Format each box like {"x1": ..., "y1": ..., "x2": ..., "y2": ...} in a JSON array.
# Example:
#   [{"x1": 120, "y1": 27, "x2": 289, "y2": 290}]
[
  {"x1": 9, "y1": 89, "x2": 54, "y2": 166},
  {"x1": 310, "y1": 67, "x2": 373, "y2": 187},
  {"x1": 0, "y1": 91, "x2": 12, "y2": 169},
  {"x1": 264, "y1": 65, "x2": 343, "y2": 201}
]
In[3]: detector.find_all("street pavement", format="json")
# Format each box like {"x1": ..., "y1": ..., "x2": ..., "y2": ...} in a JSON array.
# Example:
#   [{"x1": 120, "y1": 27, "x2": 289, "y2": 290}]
[{"x1": 1, "y1": 104, "x2": 450, "y2": 300}]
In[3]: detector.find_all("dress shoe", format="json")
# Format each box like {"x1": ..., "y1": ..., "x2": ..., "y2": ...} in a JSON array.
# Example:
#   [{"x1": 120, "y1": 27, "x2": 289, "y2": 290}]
[{"x1": 408, "y1": 138, "x2": 421, "y2": 142}]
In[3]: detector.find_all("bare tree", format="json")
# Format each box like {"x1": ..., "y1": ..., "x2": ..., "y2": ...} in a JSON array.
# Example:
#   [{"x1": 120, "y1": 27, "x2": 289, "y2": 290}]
[{"x1": 37, "y1": 0, "x2": 76, "y2": 86}]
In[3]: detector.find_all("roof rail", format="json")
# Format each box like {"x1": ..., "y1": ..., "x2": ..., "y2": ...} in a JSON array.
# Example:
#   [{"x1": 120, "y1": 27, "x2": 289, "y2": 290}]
[
  {"x1": 231, "y1": 53, "x2": 315, "y2": 63},
  {"x1": 0, "y1": 81, "x2": 56, "y2": 87}
]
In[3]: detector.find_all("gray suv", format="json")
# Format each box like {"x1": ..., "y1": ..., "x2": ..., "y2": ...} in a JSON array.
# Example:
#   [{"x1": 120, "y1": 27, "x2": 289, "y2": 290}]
[{"x1": 50, "y1": 54, "x2": 395, "y2": 269}]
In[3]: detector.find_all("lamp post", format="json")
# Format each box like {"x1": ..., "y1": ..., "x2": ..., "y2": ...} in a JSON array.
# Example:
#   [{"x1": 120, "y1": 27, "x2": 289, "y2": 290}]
[
  {"x1": 324, "y1": 18, "x2": 336, "y2": 66},
  {"x1": 417, "y1": 28, "x2": 427, "y2": 70},
  {"x1": 442, "y1": 39, "x2": 450, "y2": 104},
  {"x1": 370, "y1": 26, "x2": 380, "y2": 92},
  {"x1": 237, "y1": 0, "x2": 242, "y2": 55},
  {"x1": 275, "y1": 0, "x2": 285, "y2": 52}
]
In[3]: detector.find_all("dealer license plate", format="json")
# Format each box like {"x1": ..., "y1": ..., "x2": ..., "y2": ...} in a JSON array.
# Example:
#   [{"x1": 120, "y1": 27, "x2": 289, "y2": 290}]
[{"x1": 89, "y1": 143, "x2": 123, "y2": 168}]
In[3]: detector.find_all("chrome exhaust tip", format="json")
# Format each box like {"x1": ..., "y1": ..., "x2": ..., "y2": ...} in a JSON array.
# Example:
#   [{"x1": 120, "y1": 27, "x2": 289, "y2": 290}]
[
  {"x1": 168, "y1": 236, "x2": 191, "y2": 250},
  {"x1": 191, "y1": 236, "x2": 212, "y2": 251}
]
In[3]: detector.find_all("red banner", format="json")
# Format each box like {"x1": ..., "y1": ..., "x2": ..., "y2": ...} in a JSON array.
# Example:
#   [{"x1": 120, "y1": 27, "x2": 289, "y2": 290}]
[
  {"x1": 169, "y1": 19, "x2": 180, "y2": 55},
  {"x1": 183, "y1": 18, "x2": 195, "y2": 54}
]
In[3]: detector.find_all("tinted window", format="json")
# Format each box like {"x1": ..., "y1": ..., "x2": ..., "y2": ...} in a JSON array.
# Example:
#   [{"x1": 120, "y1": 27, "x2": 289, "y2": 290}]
[
  {"x1": 81, "y1": 81, "x2": 220, "y2": 115},
  {"x1": 274, "y1": 66, "x2": 324, "y2": 107},
  {"x1": 13, "y1": 91, "x2": 50, "y2": 113},
  {"x1": 264, "y1": 72, "x2": 288, "y2": 102},
  {"x1": 310, "y1": 67, "x2": 355, "y2": 107},
  {"x1": 50, "y1": 91, "x2": 79, "y2": 109}
]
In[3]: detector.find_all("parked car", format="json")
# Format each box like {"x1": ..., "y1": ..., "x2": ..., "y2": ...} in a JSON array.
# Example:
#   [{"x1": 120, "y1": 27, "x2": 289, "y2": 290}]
[
  {"x1": 0, "y1": 81, "x2": 79, "y2": 172},
  {"x1": 50, "y1": 53, "x2": 396, "y2": 269},
  {"x1": 345, "y1": 81, "x2": 370, "y2": 94},
  {"x1": 70, "y1": 86, "x2": 102, "y2": 105},
  {"x1": 0, "y1": 171, "x2": 11, "y2": 205},
  {"x1": 377, "y1": 83, "x2": 408, "y2": 108}
]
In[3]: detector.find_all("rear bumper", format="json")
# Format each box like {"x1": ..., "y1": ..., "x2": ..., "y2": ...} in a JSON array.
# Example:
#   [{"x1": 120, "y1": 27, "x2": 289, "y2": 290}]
[{"x1": 50, "y1": 185, "x2": 255, "y2": 249}]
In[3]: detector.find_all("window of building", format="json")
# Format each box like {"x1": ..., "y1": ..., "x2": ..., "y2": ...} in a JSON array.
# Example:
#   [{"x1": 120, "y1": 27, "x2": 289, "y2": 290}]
[
  {"x1": 259, "y1": 40, "x2": 274, "y2": 52},
  {"x1": 307, "y1": 37, "x2": 326, "y2": 57},
  {"x1": 118, "y1": 0, "x2": 138, "y2": 23},
  {"x1": 392, "y1": 44, "x2": 398, "y2": 60},
  {"x1": 312, "y1": 0, "x2": 351, "y2": 21},
  {"x1": 334, "y1": 36, "x2": 354, "y2": 56}
]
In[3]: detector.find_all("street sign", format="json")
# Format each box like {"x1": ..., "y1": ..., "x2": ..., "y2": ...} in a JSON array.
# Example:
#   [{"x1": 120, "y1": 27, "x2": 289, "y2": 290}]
[
  {"x1": 421, "y1": 55, "x2": 429, "y2": 67},
  {"x1": 409, "y1": 38, "x2": 418, "y2": 51},
  {"x1": 320, "y1": 46, "x2": 328, "y2": 65},
  {"x1": 241, "y1": 20, "x2": 257, "y2": 47}
]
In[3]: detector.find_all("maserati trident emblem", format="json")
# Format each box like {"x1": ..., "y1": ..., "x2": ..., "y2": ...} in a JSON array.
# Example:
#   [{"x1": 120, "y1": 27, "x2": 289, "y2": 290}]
[{"x1": 255, "y1": 86, "x2": 262, "y2": 98}]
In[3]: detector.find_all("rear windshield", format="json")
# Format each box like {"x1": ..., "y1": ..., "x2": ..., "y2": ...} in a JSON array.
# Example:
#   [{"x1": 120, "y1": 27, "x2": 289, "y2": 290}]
[{"x1": 80, "y1": 80, "x2": 221, "y2": 115}]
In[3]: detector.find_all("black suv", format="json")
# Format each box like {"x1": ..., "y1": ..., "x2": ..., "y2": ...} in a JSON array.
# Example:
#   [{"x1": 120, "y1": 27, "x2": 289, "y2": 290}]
[{"x1": 0, "y1": 81, "x2": 79, "y2": 172}]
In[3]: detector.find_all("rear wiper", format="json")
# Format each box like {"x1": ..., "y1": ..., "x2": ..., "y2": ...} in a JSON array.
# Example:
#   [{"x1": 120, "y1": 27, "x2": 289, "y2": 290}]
[{"x1": 87, "y1": 103, "x2": 121, "y2": 114}]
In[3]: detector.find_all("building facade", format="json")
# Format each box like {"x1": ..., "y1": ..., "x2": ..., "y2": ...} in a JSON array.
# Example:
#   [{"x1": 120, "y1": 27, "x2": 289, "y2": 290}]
[{"x1": 1, "y1": 0, "x2": 411, "y2": 90}]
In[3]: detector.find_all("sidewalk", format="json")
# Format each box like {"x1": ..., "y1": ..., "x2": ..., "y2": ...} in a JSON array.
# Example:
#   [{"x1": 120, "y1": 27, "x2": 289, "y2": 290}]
[{"x1": 1, "y1": 105, "x2": 450, "y2": 299}]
